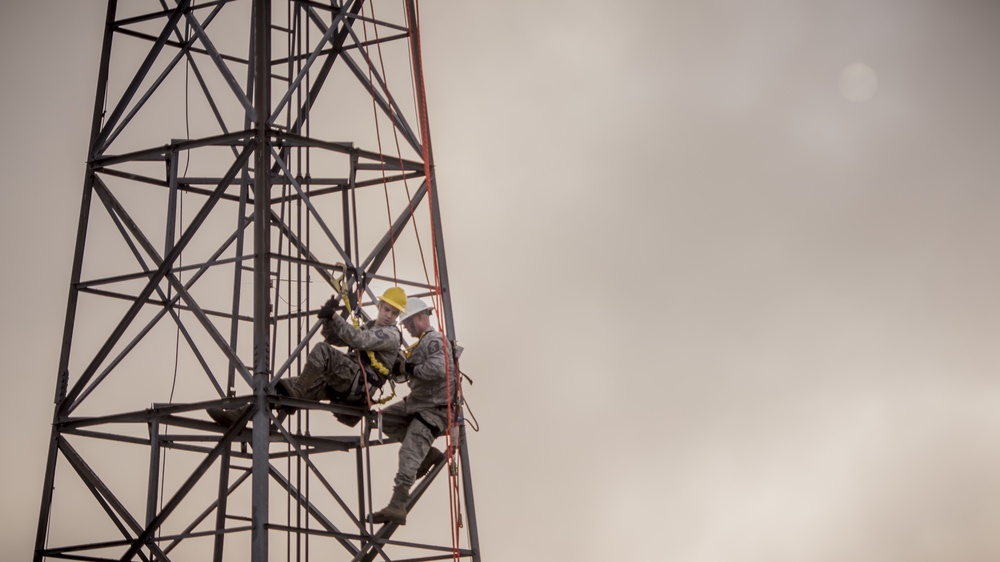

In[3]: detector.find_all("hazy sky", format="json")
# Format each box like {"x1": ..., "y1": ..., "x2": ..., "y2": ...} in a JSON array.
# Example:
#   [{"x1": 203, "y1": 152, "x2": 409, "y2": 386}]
[{"x1": 4, "y1": 1, "x2": 1000, "y2": 560}]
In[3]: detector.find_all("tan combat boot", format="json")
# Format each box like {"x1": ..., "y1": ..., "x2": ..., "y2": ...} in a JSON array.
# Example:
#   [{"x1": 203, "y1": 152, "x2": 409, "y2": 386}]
[
  {"x1": 371, "y1": 486, "x2": 409, "y2": 525},
  {"x1": 206, "y1": 404, "x2": 250, "y2": 427}
]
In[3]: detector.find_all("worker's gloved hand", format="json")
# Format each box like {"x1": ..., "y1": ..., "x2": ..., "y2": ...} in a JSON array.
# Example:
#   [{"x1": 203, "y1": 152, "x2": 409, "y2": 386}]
[
  {"x1": 401, "y1": 360, "x2": 417, "y2": 377},
  {"x1": 317, "y1": 296, "x2": 341, "y2": 320},
  {"x1": 391, "y1": 357, "x2": 417, "y2": 382},
  {"x1": 391, "y1": 357, "x2": 408, "y2": 382}
]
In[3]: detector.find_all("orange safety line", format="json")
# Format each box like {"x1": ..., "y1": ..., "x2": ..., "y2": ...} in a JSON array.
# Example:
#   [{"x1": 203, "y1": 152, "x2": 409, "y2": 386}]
[
  {"x1": 360, "y1": 2, "x2": 399, "y2": 282},
  {"x1": 362, "y1": 0, "x2": 432, "y2": 292},
  {"x1": 370, "y1": 0, "x2": 433, "y2": 289},
  {"x1": 404, "y1": 0, "x2": 463, "y2": 558}
]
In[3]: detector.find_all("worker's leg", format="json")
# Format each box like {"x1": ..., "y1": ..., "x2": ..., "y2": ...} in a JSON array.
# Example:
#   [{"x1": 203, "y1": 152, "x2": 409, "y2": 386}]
[
  {"x1": 277, "y1": 343, "x2": 358, "y2": 400},
  {"x1": 372, "y1": 409, "x2": 446, "y2": 524},
  {"x1": 393, "y1": 417, "x2": 439, "y2": 490},
  {"x1": 308, "y1": 343, "x2": 361, "y2": 394},
  {"x1": 371, "y1": 419, "x2": 433, "y2": 525}
]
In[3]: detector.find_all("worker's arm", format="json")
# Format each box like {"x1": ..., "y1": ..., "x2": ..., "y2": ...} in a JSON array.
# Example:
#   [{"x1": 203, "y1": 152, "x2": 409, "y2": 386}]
[
  {"x1": 407, "y1": 330, "x2": 447, "y2": 382},
  {"x1": 324, "y1": 314, "x2": 399, "y2": 352},
  {"x1": 320, "y1": 319, "x2": 349, "y2": 346}
]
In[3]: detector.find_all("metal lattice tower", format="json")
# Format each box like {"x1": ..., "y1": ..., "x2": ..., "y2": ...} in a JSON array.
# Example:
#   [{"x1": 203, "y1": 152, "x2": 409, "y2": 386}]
[{"x1": 34, "y1": 1, "x2": 480, "y2": 560}]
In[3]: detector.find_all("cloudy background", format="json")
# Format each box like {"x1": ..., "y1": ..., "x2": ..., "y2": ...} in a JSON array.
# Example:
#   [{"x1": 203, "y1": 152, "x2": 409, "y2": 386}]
[{"x1": 4, "y1": 0, "x2": 1000, "y2": 560}]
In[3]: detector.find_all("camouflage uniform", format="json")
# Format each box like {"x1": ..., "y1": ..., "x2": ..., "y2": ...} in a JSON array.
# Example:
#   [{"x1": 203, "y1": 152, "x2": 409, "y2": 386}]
[
  {"x1": 381, "y1": 328, "x2": 460, "y2": 490},
  {"x1": 290, "y1": 313, "x2": 401, "y2": 402}
]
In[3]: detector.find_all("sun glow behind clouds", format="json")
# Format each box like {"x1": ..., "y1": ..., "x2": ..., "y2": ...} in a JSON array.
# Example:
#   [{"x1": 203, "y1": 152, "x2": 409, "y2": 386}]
[{"x1": 840, "y1": 63, "x2": 879, "y2": 102}]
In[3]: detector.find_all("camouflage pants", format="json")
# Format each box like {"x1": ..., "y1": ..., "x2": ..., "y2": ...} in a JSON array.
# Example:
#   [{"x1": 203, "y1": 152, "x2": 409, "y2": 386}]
[
  {"x1": 286, "y1": 343, "x2": 363, "y2": 400},
  {"x1": 381, "y1": 402, "x2": 447, "y2": 490}
]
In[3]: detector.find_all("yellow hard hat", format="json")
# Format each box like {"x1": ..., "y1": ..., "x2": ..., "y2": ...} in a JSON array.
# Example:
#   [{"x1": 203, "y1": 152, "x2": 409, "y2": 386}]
[{"x1": 380, "y1": 287, "x2": 407, "y2": 313}]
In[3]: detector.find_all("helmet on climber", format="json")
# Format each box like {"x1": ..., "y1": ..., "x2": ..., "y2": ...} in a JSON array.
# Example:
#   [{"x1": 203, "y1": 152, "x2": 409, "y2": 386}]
[
  {"x1": 380, "y1": 287, "x2": 407, "y2": 312},
  {"x1": 399, "y1": 297, "x2": 433, "y2": 337},
  {"x1": 375, "y1": 287, "x2": 407, "y2": 327}
]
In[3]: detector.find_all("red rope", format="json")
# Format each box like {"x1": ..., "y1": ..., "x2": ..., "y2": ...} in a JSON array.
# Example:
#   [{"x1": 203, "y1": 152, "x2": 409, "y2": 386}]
[
  {"x1": 362, "y1": 0, "x2": 431, "y2": 289},
  {"x1": 374, "y1": 0, "x2": 433, "y2": 289},
  {"x1": 359, "y1": 1, "x2": 463, "y2": 555},
  {"x1": 404, "y1": 1, "x2": 464, "y2": 558}
]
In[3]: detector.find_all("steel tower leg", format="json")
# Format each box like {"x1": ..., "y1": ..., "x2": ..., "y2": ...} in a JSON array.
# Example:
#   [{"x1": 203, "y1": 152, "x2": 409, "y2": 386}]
[
  {"x1": 251, "y1": 1, "x2": 272, "y2": 561},
  {"x1": 34, "y1": 1, "x2": 118, "y2": 559},
  {"x1": 459, "y1": 422, "x2": 483, "y2": 562}
]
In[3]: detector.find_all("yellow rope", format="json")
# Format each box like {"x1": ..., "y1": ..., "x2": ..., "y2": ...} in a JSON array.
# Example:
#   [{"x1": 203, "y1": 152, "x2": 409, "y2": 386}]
[
  {"x1": 372, "y1": 385, "x2": 395, "y2": 405},
  {"x1": 404, "y1": 331, "x2": 428, "y2": 358}
]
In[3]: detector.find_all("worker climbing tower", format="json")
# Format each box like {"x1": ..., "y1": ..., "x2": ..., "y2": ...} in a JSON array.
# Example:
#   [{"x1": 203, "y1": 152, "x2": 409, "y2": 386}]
[{"x1": 34, "y1": 1, "x2": 480, "y2": 561}]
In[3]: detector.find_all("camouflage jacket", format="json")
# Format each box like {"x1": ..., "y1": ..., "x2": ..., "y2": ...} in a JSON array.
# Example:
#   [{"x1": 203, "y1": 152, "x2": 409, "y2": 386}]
[
  {"x1": 321, "y1": 314, "x2": 401, "y2": 374},
  {"x1": 401, "y1": 328, "x2": 462, "y2": 413}
]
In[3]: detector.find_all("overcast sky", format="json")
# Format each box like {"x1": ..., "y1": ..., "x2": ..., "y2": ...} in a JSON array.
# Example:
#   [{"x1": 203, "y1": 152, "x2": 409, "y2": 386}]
[{"x1": 4, "y1": 1, "x2": 1000, "y2": 560}]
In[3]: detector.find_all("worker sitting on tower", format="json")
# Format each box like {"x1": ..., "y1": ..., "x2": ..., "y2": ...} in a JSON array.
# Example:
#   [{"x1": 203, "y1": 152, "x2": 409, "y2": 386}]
[
  {"x1": 371, "y1": 296, "x2": 462, "y2": 526},
  {"x1": 207, "y1": 287, "x2": 406, "y2": 427},
  {"x1": 278, "y1": 286, "x2": 406, "y2": 423}
]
